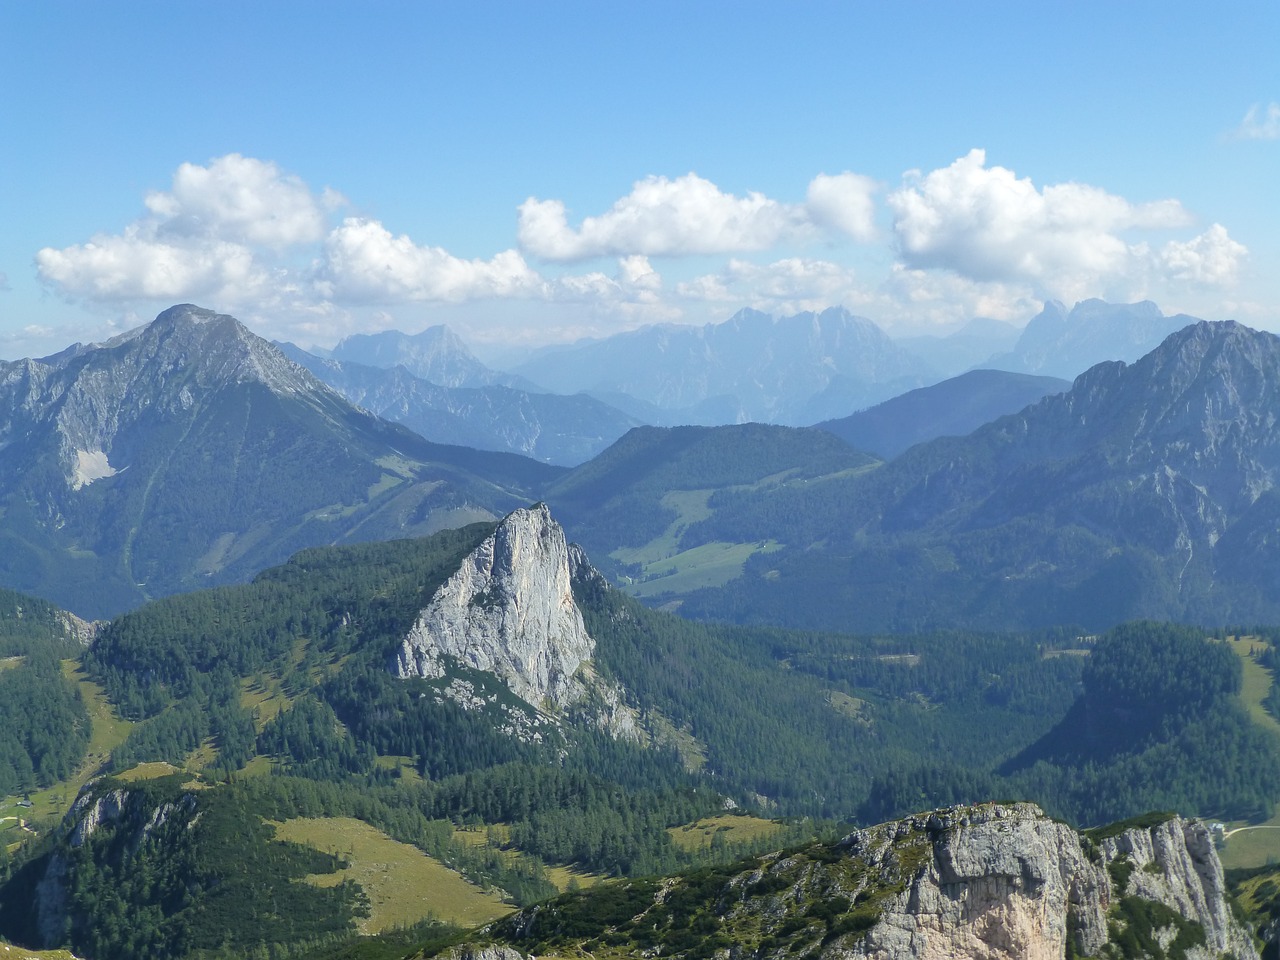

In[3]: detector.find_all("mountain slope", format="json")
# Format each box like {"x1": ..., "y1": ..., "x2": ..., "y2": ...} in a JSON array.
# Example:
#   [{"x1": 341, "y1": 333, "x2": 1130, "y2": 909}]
[
  {"x1": 543, "y1": 423, "x2": 878, "y2": 589},
  {"x1": 0, "y1": 304, "x2": 558, "y2": 618},
  {"x1": 636, "y1": 321, "x2": 1280, "y2": 631},
  {"x1": 5, "y1": 507, "x2": 1276, "y2": 960},
  {"x1": 816, "y1": 368, "x2": 1069, "y2": 459},
  {"x1": 278, "y1": 344, "x2": 641, "y2": 465},
  {"x1": 512, "y1": 307, "x2": 937, "y2": 424}
]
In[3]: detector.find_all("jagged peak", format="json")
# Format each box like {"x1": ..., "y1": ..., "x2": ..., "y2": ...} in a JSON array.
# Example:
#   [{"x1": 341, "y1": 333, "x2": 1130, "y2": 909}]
[
  {"x1": 1117, "y1": 319, "x2": 1277, "y2": 384},
  {"x1": 1069, "y1": 297, "x2": 1163, "y2": 320},
  {"x1": 333, "y1": 323, "x2": 473, "y2": 357},
  {"x1": 393, "y1": 502, "x2": 596, "y2": 712},
  {"x1": 392, "y1": 503, "x2": 639, "y2": 739}
]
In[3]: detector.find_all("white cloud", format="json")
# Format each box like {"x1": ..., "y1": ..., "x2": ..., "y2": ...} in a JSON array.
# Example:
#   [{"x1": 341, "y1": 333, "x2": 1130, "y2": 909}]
[
  {"x1": 37, "y1": 154, "x2": 339, "y2": 305},
  {"x1": 317, "y1": 218, "x2": 544, "y2": 303},
  {"x1": 32, "y1": 150, "x2": 1251, "y2": 351},
  {"x1": 1234, "y1": 102, "x2": 1280, "y2": 141},
  {"x1": 145, "y1": 154, "x2": 335, "y2": 247},
  {"x1": 805, "y1": 172, "x2": 879, "y2": 241},
  {"x1": 36, "y1": 227, "x2": 268, "y2": 302},
  {"x1": 518, "y1": 173, "x2": 810, "y2": 261},
  {"x1": 1160, "y1": 224, "x2": 1247, "y2": 285},
  {"x1": 518, "y1": 171, "x2": 880, "y2": 262},
  {"x1": 886, "y1": 149, "x2": 1213, "y2": 301}
]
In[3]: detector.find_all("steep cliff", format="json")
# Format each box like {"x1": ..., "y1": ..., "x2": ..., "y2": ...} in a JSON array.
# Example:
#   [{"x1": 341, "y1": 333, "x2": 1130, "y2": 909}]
[
  {"x1": 393, "y1": 503, "x2": 639, "y2": 736},
  {"x1": 486, "y1": 803, "x2": 1259, "y2": 960}
]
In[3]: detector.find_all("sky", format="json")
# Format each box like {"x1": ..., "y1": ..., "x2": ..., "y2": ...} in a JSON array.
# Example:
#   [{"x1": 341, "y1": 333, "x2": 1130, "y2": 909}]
[{"x1": 2, "y1": 1, "x2": 1278, "y2": 363}]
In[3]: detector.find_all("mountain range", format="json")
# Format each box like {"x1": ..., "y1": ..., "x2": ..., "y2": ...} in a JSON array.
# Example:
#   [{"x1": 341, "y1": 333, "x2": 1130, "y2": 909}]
[
  {"x1": 510, "y1": 306, "x2": 938, "y2": 425},
  {"x1": 278, "y1": 344, "x2": 641, "y2": 465},
  {"x1": 0, "y1": 304, "x2": 557, "y2": 619},
  {"x1": 987, "y1": 298, "x2": 1203, "y2": 379},
  {"x1": 327, "y1": 325, "x2": 539, "y2": 391}
]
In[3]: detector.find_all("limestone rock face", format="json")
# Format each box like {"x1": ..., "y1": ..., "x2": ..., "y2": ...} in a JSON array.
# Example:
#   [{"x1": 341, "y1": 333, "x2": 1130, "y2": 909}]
[
  {"x1": 842, "y1": 804, "x2": 1110, "y2": 960},
  {"x1": 1100, "y1": 817, "x2": 1253, "y2": 958},
  {"x1": 838, "y1": 805, "x2": 1258, "y2": 960},
  {"x1": 392, "y1": 503, "x2": 595, "y2": 712},
  {"x1": 487, "y1": 803, "x2": 1257, "y2": 960}
]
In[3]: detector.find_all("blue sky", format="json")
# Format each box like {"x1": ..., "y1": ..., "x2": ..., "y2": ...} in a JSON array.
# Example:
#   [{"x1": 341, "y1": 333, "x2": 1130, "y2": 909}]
[{"x1": 2, "y1": 1, "x2": 1278, "y2": 361}]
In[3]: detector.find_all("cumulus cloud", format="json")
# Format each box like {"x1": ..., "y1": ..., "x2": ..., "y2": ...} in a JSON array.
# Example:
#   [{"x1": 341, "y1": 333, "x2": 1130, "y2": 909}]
[
  {"x1": 1234, "y1": 102, "x2": 1280, "y2": 141},
  {"x1": 1160, "y1": 224, "x2": 1247, "y2": 285},
  {"x1": 32, "y1": 150, "x2": 1249, "y2": 348},
  {"x1": 877, "y1": 265, "x2": 1042, "y2": 326},
  {"x1": 518, "y1": 173, "x2": 808, "y2": 260},
  {"x1": 145, "y1": 154, "x2": 336, "y2": 247},
  {"x1": 317, "y1": 218, "x2": 544, "y2": 303},
  {"x1": 888, "y1": 149, "x2": 1191, "y2": 291},
  {"x1": 37, "y1": 229, "x2": 268, "y2": 302},
  {"x1": 805, "y1": 172, "x2": 878, "y2": 241},
  {"x1": 518, "y1": 171, "x2": 879, "y2": 261},
  {"x1": 37, "y1": 154, "x2": 338, "y2": 305}
]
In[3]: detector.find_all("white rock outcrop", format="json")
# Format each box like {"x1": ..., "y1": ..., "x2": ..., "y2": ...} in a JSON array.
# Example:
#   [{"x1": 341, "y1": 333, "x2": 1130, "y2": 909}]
[
  {"x1": 392, "y1": 503, "x2": 596, "y2": 712},
  {"x1": 836, "y1": 804, "x2": 1259, "y2": 960},
  {"x1": 841, "y1": 804, "x2": 1111, "y2": 960},
  {"x1": 1100, "y1": 816, "x2": 1254, "y2": 959}
]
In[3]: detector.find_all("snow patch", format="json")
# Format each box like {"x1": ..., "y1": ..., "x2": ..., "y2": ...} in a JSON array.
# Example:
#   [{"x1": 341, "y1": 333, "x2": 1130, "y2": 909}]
[{"x1": 71, "y1": 449, "x2": 118, "y2": 490}]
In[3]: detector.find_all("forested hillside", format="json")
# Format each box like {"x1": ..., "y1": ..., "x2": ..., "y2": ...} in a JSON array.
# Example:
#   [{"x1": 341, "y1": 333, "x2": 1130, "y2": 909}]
[{"x1": 4, "y1": 517, "x2": 1280, "y2": 960}]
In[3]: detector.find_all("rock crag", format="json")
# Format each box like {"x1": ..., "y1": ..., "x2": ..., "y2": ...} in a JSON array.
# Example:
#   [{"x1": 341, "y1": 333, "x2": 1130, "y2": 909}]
[
  {"x1": 393, "y1": 504, "x2": 638, "y2": 737},
  {"x1": 489, "y1": 803, "x2": 1259, "y2": 960}
]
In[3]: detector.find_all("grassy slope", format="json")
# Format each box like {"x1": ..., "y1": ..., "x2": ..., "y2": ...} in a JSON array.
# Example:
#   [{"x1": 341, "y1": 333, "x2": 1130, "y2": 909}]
[
  {"x1": 274, "y1": 817, "x2": 511, "y2": 931},
  {"x1": 1220, "y1": 637, "x2": 1280, "y2": 869},
  {"x1": 1, "y1": 661, "x2": 135, "y2": 835},
  {"x1": 0, "y1": 943, "x2": 83, "y2": 960},
  {"x1": 667, "y1": 815, "x2": 783, "y2": 852},
  {"x1": 609, "y1": 478, "x2": 817, "y2": 597}
]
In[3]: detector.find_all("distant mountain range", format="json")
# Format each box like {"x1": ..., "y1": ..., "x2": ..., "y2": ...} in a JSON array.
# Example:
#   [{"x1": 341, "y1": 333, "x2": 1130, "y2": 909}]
[
  {"x1": 278, "y1": 344, "x2": 641, "y2": 465},
  {"x1": 895, "y1": 316, "x2": 1023, "y2": 378},
  {"x1": 511, "y1": 306, "x2": 938, "y2": 424},
  {"x1": 327, "y1": 324, "x2": 540, "y2": 391},
  {"x1": 0, "y1": 305, "x2": 556, "y2": 618},
  {"x1": 0, "y1": 298, "x2": 1259, "y2": 630},
  {"x1": 986, "y1": 298, "x2": 1201, "y2": 379}
]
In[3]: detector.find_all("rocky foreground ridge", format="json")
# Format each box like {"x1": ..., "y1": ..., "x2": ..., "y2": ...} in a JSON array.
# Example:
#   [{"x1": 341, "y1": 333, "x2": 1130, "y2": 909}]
[{"x1": 469, "y1": 803, "x2": 1257, "y2": 960}]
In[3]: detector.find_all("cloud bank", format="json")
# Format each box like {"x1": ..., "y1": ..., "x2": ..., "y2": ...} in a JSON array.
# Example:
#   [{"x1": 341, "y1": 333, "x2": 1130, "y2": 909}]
[
  {"x1": 517, "y1": 171, "x2": 878, "y2": 261},
  {"x1": 35, "y1": 151, "x2": 1246, "y2": 345}
]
